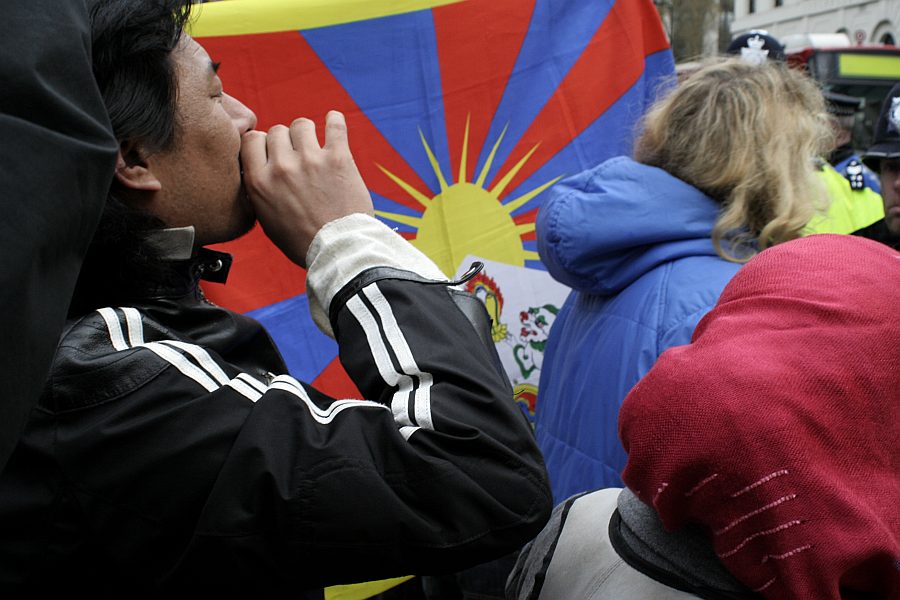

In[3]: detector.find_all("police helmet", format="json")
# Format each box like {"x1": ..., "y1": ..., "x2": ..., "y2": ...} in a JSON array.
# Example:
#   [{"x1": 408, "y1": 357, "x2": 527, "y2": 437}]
[
  {"x1": 823, "y1": 91, "x2": 863, "y2": 117},
  {"x1": 863, "y1": 82, "x2": 900, "y2": 172},
  {"x1": 726, "y1": 30, "x2": 786, "y2": 64}
]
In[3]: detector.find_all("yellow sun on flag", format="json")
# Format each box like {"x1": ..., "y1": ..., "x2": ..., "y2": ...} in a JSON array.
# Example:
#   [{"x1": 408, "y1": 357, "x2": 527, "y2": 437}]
[{"x1": 375, "y1": 116, "x2": 562, "y2": 276}]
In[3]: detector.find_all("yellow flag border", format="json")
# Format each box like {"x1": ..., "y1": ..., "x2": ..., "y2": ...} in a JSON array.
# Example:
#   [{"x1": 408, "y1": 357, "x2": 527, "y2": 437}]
[
  {"x1": 324, "y1": 576, "x2": 414, "y2": 600},
  {"x1": 189, "y1": 0, "x2": 466, "y2": 38}
]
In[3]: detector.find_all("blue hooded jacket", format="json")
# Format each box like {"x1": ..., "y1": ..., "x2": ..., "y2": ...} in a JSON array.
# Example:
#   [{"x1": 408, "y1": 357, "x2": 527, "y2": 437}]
[{"x1": 535, "y1": 156, "x2": 741, "y2": 501}]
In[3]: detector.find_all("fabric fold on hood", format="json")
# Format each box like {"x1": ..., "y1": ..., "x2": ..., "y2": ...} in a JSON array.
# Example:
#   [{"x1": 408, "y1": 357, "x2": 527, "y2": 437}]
[{"x1": 537, "y1": 156, "x2": 722, "y2": 295}]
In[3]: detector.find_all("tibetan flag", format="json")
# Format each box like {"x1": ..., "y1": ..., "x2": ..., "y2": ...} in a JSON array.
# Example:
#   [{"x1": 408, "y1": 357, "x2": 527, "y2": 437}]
[{"x1": 193, "y1": 0, "x2": 674, "y2": 415}]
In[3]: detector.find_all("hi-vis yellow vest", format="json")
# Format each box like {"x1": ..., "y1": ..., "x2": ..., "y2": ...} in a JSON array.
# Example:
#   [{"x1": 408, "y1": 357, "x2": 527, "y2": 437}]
[{"x1": 806, "y1": 164, "x2": 884, "y2": 235}]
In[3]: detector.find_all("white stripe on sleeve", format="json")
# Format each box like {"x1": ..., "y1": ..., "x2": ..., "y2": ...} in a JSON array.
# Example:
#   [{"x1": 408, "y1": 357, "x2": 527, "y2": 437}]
[
  {"x1": 97, "y1": 308, "x2": 224, "y2": 393},
  {"x1": 270, "y1": 375, "x2": 388, "y2": 425},
  {"x1": 161, "y1": 340, "x2": 231, "y2": 385},
  {"x1": 362, "y1": 284, "x2": 434, "y2": 432},
  {"x1": 237, "y1": 373, "x2": 268, "y2": 394},
  {"x1": 346, "y1": 294, "x2": 417, "y2": 430},
  {"x1": 142, "y1": 342, "x2": 219, "y2": 392},
  {"x1": 97, "y1": 307, "x2": 129, "y2": 351},
  {"x1": 227, "y1": 377, "x2": 263, "y2": 402},
  {"x1": 96, "y1": 308, "x2": 387, "y2": 420},
  {"x1": 122, "y1": 307, "x2": 145, "y2": 346}
]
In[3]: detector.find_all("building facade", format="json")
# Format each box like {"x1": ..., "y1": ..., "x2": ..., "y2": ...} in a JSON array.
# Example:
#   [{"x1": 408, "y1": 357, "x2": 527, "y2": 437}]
[{"x1": 732, "y1": 0, "x2": 900, "y2": 46}]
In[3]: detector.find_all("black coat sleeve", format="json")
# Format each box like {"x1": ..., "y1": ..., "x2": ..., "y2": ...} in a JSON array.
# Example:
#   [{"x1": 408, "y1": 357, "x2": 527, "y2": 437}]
[
  {"x1": 0, "y1": 1, "x2": 117, "y2": 471},
  {"x1": 177, "y1": 273, "x2": 552, "y2": 587},
  {"x1": 26, "y1": 271, "x2": 551, "y2": 591}
]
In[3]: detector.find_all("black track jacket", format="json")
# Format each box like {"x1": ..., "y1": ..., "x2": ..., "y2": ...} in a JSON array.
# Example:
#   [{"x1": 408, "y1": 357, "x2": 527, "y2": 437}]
[{"x1": 0, "y1": 224, "x2": 551, "y2": 594}]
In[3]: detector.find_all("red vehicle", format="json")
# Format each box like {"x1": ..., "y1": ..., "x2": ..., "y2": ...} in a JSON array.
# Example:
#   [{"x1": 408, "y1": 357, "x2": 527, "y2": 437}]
[{"x1": 786, "y1": 39, "x2": 900, "y2": 148}]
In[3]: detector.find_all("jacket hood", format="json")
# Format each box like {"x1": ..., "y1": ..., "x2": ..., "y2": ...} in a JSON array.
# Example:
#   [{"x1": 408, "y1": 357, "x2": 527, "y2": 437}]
[{"x1": 537, "y1": 156, "x2": 722, "y2": 294}]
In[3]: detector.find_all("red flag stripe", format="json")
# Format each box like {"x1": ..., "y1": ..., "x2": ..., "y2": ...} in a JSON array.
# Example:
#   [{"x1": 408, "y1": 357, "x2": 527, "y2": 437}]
[
  {"x1": 489, "y1": 0, "x2": 670, "y2": 198},
  {"x1": 312, "y1": 356, "x2": 363, "y2": 399},
  {"x1": 434, "y1": 0, "x2": 538, "y2": 184}
]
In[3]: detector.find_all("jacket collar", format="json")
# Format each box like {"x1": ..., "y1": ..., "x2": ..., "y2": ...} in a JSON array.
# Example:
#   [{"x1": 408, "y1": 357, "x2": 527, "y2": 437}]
[{"x1": 130, "y1": 226, "x2": 234, "y2": 298}]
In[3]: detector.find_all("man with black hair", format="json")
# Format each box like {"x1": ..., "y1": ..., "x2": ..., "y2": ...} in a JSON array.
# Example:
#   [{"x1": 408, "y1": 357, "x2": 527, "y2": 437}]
[
  {"x1": 0, "y1": 0, "x2": 551, "y2": 594},
  {"x1": 0, "y1": 2, "x2": 117, "y2": 474},
  {"x1": 857, "y1": 82, "x2": 900, "y2": 250}
]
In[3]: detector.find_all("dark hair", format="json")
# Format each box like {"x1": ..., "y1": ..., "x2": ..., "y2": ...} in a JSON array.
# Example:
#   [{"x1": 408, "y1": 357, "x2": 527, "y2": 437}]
[
  {"x1": 90, "y1": 0, "x2": 193, "y2": 154},
  {"x1": 70, "y1": 0, "x2": 194, "y2": 317}
]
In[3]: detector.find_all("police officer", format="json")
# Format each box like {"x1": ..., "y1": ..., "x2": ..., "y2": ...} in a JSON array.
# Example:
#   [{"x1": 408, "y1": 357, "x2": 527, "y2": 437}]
[
  {"x1": 726, "y1": 31, "x2": 885, "y2": 235},
  {"x1": 806, "y1": 91, "x2": 885, "y2": 235},
  {"x1": 856, "y1": 82, "x2": 900, "y2": 249},
  {"x1": 825, "y1": 91, "x2": 881, "y2": 193}
]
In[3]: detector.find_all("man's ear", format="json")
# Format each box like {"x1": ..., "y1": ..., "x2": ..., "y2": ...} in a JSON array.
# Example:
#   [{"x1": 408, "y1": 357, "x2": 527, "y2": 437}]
[{"x1": 114, "y1": 142, "x2": 162, "y2": 191}]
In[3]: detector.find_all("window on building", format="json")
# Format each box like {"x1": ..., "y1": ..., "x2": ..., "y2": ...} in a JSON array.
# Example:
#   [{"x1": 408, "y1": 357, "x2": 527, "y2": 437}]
[
  {"x1": 748, "y1": 0, "x2": 755, "y2": 14},
  {"x1": 775, "y1": 0, "x2": 782, "y2": 7}
]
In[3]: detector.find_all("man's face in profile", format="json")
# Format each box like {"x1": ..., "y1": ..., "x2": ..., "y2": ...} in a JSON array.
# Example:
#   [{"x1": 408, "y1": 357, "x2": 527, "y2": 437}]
[
  {"x1": 146, "y1": 35, "x2": 259, "y2": 247},
  {"x1": 879, "y1": 157, "x2": 900, "y2": 236}
]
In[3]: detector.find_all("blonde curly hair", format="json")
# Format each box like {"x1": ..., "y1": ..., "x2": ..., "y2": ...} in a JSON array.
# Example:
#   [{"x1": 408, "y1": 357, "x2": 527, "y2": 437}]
[{"x1": 634, "y1": 58, "x2": 832, "y2": 261}]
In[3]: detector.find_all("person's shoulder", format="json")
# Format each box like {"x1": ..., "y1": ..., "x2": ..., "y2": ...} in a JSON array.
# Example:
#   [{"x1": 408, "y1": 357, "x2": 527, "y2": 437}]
[
  {"x1": 641, "y1": 253, "x2": 737, "y2": 302},
  {"x1": 853, "y1": 219, "x2": 900, "y2": 250},
  {"x1": 57, "y1": 307, "x2": 156, "y2": 357},
  {"x1": 835, "y1": 155, "x2": 882, "y2": 193},
  {"x1": 609, "y1": 254, "x2": 732, "y2": 312},
  {"x1": 45, "y1": 307, "x2": 173, "y2": 413},
  {"x1": 657, "y1": 255, "x2": 739, "y2": 331}
]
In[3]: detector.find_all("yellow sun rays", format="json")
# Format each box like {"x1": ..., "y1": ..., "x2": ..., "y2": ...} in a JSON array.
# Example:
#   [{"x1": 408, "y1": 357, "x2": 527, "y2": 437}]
[{"x1": 375, "y1": 116, "x2": 561, "y2": 275}]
